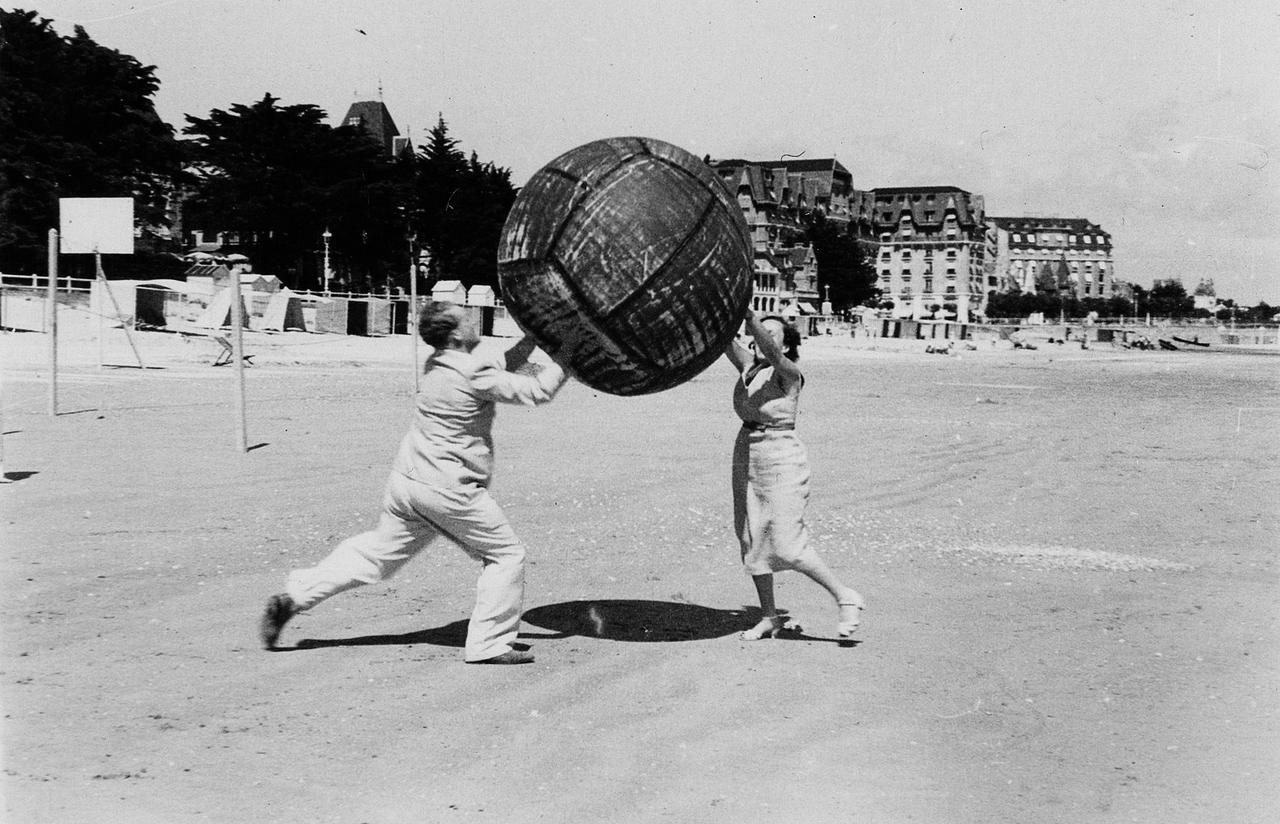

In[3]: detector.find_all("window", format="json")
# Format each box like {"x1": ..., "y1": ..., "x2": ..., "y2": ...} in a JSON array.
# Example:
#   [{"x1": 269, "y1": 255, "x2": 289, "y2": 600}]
[
  {"x1": 923, "y1": 278, "x2": 933, "y2": 293},
  {"x1": 1085, "y1": 235, "x2": 1093, "y2": 244},
  {"x1": 944, "y1": 285, "x2": 956, "y2": 295},
  {"x1": 902, "y1": 250, "x2": 912, "y2": 262},
  {"x1": 1069, "y1": 234, "x2": 1077, "y2": 244},
  {"x1": 882, "y1": 213, "x2": 893, "y2": 222},
  {"x1": 946, "y1": 249, "x2": 957, "y2": 261},
  {"x1": 946, "y1": 267, "x2": 956, "y2": 276},
  {"x1": 881, "y1": 269, "x2": 891, "y2": 279},
  {"x1": 924, "y1": 211, "x2": 935, "y2": 222},
  {"x1": 880, "y1": 250, "x2": 891, "y2": 261},
  {"x1": 1027, "y1": 233, "x2": 1036, "y2": 243},
  {"x1": 880, "y1": 233, "x2": 891, "y2": 242},
  {"x1": 1012, "y1": 233, "x2": 1022, "y2": 242},
  {"x1": 347, "y1": 116, "x2": 363, "y2": 127}
]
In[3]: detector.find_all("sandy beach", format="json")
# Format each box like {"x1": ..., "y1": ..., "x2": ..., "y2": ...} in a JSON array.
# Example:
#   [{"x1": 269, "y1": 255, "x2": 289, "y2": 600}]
[{"x1": 2, "y1": 317, "x2": 1278, "y2": 823}]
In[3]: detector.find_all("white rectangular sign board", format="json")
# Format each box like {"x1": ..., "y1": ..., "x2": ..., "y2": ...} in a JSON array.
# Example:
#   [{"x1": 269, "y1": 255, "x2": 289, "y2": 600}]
[{"x1": 59, "y1": 197, "x2": 134, "y2": 255}]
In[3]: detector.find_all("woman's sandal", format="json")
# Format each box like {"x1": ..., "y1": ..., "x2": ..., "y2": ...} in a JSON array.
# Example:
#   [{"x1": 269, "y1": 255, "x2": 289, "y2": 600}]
[
  {"x1": 741, "y1": 615, "x2": 787, "y2": 641},
  {"x1": 837, "y1": 594, "x2": 865, "y2": 639}
]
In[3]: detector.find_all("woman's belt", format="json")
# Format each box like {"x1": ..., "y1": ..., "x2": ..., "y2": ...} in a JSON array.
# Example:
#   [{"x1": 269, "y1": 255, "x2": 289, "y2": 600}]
[{"x1": 741, "y1": 421, "x2": 795, "y2": 432}]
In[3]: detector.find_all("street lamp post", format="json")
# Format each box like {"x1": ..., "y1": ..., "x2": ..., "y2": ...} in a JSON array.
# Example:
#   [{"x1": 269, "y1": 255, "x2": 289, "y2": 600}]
[{"x1": 322, "y1": 228, "x2": 332, "y2": 294}]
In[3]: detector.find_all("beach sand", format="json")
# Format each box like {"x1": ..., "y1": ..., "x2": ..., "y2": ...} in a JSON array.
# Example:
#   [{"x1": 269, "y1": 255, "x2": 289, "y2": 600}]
[{"x1": 2, "y1": 316, "x2": 1278, "y2": 823}]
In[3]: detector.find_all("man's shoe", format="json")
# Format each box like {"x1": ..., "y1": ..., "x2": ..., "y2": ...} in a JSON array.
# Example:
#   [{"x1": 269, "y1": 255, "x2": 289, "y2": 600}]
[
  {"x1": 468, "y1": 649, "x2": 535, "y2": 665},
  {"x1": 259, "y1": 593, "x2": 297, "y2": 650}
]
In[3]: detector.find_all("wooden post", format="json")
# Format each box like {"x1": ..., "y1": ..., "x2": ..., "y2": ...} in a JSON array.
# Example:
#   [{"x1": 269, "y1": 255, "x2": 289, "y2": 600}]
[
  {"x1": 230, "y1": 270, "x2": 248, "y2": 452},
  {"x1": 410, "y1": 247, "x2": 421, "y2": 394},
  {"x1": 47, "y1": 229, "x2": 58, "y2": 417},
  {"x1": 0, "y1": 337, "x2": 8, "y2": 482},
  {"x1": 95, "y1": 251, "x2": 144, "y2": 369},
  {"x1": 96, "y1": 249, "x2": 105, "y2": 413}
]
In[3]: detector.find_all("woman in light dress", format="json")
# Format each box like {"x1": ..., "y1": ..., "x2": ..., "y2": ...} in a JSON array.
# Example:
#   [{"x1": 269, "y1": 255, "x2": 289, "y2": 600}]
[{"x1": 725, "y1": 308, "x2": 865, "y2": 641}]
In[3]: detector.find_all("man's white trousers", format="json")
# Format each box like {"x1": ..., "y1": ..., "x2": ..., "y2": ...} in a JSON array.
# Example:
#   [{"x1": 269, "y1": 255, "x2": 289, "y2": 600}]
[{"x1": 285, "y1": 471, "x2": 526, "y2": 662}]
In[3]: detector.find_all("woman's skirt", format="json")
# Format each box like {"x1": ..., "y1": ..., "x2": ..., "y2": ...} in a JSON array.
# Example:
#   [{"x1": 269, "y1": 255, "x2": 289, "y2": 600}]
[{"x1": 732, "y1": 427, "x2": 815, "y2": 575}]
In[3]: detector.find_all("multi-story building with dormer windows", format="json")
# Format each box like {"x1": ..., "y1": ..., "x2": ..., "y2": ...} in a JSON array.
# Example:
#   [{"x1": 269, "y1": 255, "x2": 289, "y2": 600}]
[
  {"x1": 987, "y1": 216, "x2": 1115, "y2": 300},
  {"x1": 709, "y1": 158, "x2": 854, "y2": 316},
  {"x1": 858, "y1": 186, "x2": 995, "y2": 320}
]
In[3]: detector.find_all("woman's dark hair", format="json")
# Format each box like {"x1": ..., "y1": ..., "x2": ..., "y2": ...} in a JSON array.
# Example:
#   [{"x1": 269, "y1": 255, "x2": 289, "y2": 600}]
[
  {"x1": 418, "y1": 301, "x2": 460, "y2": 348},
  {"x1": 761, "y1": 315, "x2": 801, "y2": 361}
]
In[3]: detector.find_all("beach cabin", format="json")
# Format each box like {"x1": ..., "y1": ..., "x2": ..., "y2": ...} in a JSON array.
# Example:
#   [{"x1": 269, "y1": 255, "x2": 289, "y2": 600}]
[
  {"x1": 261, "y1": 288, "x2": 308, "y2": 332},
  {"x1": 431, "y1": 279, "x2": 467, "y2": 305},
  {"x1": 466, "y1": 284, "x2": 496, "y2": 307}
]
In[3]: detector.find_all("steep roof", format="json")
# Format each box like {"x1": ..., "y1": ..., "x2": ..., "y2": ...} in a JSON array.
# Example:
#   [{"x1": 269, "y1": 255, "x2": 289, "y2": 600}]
[
  {"x1": 340, "y1": 101, "x2": 401, "y2": 155},
  {"x1": 988, "y1": 215, "x2": 1108, "y2": 235},
  {"x1": 867, "y1": 186, "x2": 980, "y2": 228},
  {"x1": 710, "y1": 157, "x2": 851, "y2": 201},
  {"x1": 770, "y1": 157, "x2": 850, "y2": 177}
]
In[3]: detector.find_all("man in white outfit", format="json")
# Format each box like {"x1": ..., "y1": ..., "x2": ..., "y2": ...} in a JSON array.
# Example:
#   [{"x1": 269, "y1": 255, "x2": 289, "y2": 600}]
[{"x1": 259, "y1": 301, "x2": 568, "y2": 664}]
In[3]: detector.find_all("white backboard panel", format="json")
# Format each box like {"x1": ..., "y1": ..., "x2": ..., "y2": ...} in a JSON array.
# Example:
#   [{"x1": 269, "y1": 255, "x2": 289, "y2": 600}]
[{"x1": 59, "y1": 198, "x2": 134, "y2": 254}]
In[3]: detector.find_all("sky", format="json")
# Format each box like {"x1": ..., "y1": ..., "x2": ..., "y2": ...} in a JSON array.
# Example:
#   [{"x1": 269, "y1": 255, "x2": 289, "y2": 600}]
[{"x1": 24, "y1": 0, "x2": 1280, "y2": 303}]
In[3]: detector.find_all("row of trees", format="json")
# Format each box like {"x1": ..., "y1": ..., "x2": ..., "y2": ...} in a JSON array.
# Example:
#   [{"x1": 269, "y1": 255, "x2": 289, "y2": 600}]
[
  {"x1": 181, "y1": 98, "x2": 516, "y2": 292},
  {"x1": 0, "y1": 9, "x2": 515, "y2": 292},
  {"x1": 0, "y1": 9, "x2": 182, "y2": 273},
  {"x1": 984, "y1": 279, "x2": 1275, "y2": 322}
]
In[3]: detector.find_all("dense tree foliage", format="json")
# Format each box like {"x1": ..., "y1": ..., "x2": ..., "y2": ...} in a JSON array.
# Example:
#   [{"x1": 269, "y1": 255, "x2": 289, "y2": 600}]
[
  {"x1": 0, "y1": 9, "x2": 184, "y2": 274},
  {"x1": 181, "y1": 107, "x2": 514, "y2": 292},
  {"x1": 182, "y1": 95, "x2": 409, "y2": 290},
  {"x1": 803, "y1": 213, "x2": 877, "y2": 310},
  {"x1": 984, "y1": 288, "x2": 1133, "y2": 320},
  {"x1": 1143, "y1": 279, "x2": 1195, "y2": 318},
  {"x1": 407, "y1": 116, "x2": 517, "y2": 290}
]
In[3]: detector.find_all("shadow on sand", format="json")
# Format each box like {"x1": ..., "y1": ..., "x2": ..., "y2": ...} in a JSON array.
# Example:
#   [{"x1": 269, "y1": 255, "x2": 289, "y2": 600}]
[
  {"x1": 290, "y1": 599, "x2": 859, "y2": 650},
  {"x1": 292, "y1": 599, "x2": 763, "y2": 650}
]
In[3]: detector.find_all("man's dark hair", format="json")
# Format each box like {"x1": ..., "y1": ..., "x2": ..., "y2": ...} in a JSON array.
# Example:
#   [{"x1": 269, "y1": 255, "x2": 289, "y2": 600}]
[
  {"x1": 419, "y1": 301, "x2": 461, "y2": 348},
  {"x1": 761, "y1": 315, "x2": 801, "y2": 361}
]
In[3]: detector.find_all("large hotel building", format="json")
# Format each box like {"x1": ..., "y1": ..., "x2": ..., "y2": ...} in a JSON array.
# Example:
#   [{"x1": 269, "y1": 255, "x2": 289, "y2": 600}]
[
  {"x1": 857, "y1": 186, "x2": 997, "y2": 320},
  {"x1": 707, "y1": 156, "x2": 1117, "y2": 320},
  {"x1": 705, "y1": 159, "x2": 1106, "y2": 322},
  {"x1": 709, "y1": 158, "x2": 856, "y2": 316},
  {"x1": 987, "y1": 216, "x2": 1115, "y2": 299}
]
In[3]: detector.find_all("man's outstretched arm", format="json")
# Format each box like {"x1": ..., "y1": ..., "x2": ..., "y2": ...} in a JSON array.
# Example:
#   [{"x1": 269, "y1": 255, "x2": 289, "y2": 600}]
[{"x1": 474, "y1": 347, "x2": 568, "y2": 405}]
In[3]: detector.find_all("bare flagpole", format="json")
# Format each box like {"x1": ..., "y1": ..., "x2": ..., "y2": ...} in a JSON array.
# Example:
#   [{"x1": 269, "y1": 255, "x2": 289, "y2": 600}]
[
  {"x1": 411, "y1": 246, "x2": 422, "y2": 394},
  {"x1": 230, "y1": 269, "x2": 248, "y2": 452},
  {"x1": 96, "y1": 246, "x2": 105, "y2": 413},
  {"x1": 47, "y1": 229, "x2": 58, "y2": 416}
]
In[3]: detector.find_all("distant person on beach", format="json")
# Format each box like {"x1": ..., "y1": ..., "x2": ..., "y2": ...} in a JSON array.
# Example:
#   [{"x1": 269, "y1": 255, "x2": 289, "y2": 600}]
[
  {"x1": 259, "y1": 302, "x2": 568, "y2": 664},
  {"x1": 724, "y1": 308, "x2": 865, "y2": 641}
]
